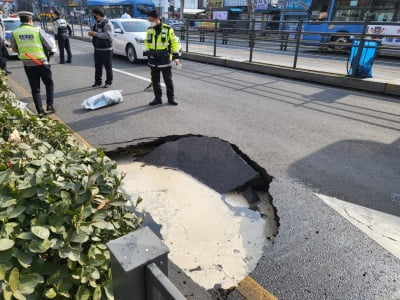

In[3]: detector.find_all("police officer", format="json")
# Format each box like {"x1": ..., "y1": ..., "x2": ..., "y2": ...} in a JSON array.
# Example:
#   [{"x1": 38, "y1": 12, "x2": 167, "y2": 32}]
[
  {"x1": 11, "y1": 11, "x2": 55, "y2": 117},
  {"x1": 88, "y1": 7, "x2": 114, "y2": 88},
  {"x1": 144, "y1": 10, "x2": 180, "y2": 106},
  {"x1": 53, "y1": 11, "x2": 72, "y2": 64},
  {"x1": 0, "y1": 9, "x2": 11, "y2": 75}
]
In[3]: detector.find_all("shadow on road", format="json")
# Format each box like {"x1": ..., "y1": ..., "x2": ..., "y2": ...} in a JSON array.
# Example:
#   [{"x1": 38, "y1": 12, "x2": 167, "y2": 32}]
[
  {"x1": 69, "y1": 104, "x2": 160, "y2": 131},
  {"x1": 182, "y1": 64, "x2": 400, "y2": 131},
  {"x1": 288, "y1": 138, "x2": 400, "y2": 217},
  {"x1": 54, "y1": 86, "x2": 94, "y2": 98}
]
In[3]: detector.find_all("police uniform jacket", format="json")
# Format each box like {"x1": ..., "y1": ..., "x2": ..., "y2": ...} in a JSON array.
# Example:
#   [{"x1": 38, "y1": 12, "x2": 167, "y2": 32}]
[
  {"x1": 11, "y1": 23, "x2": 53, "y2": 66},
  {"x1": 54, "y1": 17, "x2": 72, "y2": 40},
  {"x1": 0, "y1": 17, "x2": 5, "y2": 42},
  {"x1": 91, "y1": 18, "x2": 113, "y2": 51},
  {"x1": 144, "y1": 22, "x2": 180, "y2": 68}
]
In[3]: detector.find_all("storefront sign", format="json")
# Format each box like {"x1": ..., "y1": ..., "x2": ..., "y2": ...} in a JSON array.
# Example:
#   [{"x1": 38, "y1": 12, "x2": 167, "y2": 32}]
[{"x1": 213, "y1": 11, "x2": 228, "y2": 20}]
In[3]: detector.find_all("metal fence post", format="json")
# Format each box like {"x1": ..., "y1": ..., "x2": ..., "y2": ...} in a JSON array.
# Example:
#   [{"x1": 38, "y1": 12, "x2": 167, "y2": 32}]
[
  {"x1": 350, "y1": 19, "x2": 369, "y2": 77},
  {"x1": 107, "y1": 226, "x2": 173, "y2": 300},
  {"x1": 185, "y1": 19, "x2": 189, "y2": 52},
  {"x1": 293, "y1": 19, "x2": 303, "y2": 69},
  {"x1": 249, "y1": 19, "x2": 255, "y2": 62},
  {"x1": 214, "y1": 20, "x2": 218, "y2": 57},
  {"x1": 79, "y1": 16, "x2": 84, "y2": 38}
]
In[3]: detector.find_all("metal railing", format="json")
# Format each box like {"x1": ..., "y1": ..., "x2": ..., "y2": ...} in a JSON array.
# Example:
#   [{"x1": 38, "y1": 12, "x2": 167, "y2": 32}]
[
  {"x1": 173, "y1": 18, "x2": 400, "y2": 79},
  {"x1": 42, "y1": 18, "x2": 400, "y2": 80},
  {"x1": 107, "y1": 226, "x2": 186, "y2": 300}
]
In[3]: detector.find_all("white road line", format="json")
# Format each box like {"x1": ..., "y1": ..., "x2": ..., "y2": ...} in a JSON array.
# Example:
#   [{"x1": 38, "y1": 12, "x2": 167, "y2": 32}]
[
  {"x1": 113, "y1": 68, "x2": 165, "y2": 87},
  {"x1": 316, "y1": 193, "x2": 400, "y2": 259},
  {"x1": 112, "y1": 68, "x2": 166, "y2": 87},
  {"x1": 112, "y1": 68, "x2": 151, "y2": 82}
]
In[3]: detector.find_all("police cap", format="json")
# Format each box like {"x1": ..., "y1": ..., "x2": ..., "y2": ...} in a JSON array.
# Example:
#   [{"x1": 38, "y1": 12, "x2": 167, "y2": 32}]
[{"x1": 17, "y1": 11, "x2": 34, "y2": 17}]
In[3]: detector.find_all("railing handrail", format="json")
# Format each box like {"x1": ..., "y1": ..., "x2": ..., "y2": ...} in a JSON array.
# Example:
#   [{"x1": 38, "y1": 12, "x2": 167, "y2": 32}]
[{"x1": 145, "y1": 263, "x2": 186, "y2": 300}]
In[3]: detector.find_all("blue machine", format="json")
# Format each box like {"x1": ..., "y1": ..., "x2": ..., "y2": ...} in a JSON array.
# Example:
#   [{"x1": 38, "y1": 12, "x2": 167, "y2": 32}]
[{"x1": 347, "y1": 39, "x2": 380, "y2": 78}]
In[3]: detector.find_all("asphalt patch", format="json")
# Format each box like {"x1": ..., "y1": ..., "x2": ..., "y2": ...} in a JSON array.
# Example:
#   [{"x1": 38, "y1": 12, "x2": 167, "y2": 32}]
[{"x1": 136, "y1": 136, "x2": 264, "y2": 194}]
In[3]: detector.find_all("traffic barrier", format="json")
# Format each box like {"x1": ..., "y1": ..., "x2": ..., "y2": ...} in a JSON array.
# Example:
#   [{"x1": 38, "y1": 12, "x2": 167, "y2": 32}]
[{"x1": 107, "y1": 226, "x2": 186, "y2": 300}]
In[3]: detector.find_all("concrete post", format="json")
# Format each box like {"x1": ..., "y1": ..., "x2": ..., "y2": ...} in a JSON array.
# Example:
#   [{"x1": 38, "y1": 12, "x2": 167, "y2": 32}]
[{"x1": 107, "y1": 226, "x2": 170, "y2": 300}]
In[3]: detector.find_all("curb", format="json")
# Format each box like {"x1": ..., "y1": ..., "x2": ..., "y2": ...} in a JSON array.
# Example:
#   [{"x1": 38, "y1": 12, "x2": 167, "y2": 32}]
[
  {"x1": 181, "y1": 52, "x2": 400, "y2": 97},
  {"x1": 6, "y1": 76, "x2": 93, "y2": 150}
]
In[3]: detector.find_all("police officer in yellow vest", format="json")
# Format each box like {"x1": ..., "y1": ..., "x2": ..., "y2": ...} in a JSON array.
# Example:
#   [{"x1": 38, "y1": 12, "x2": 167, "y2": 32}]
[
  {"x1": 144, "y1": 10, "x2": 180, "y2": 106},
  {"x1": 11, "y1": 11, "x2": 55, "y2": 116}
]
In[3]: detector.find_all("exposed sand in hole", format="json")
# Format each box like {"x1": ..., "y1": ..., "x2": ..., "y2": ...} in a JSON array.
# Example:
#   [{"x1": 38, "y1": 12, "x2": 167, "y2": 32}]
[{"x1": 118, "y1": 160, "x2": 270, "y2": 289}]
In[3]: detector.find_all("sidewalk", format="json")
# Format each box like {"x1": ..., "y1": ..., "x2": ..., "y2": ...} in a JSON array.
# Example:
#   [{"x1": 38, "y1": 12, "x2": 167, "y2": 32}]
[{"x1": 181, "y1": 50, "x2": 400, "y2": 96}]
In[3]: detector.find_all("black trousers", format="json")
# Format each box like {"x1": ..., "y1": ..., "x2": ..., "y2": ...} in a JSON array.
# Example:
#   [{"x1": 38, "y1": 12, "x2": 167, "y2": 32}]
[
  {"x1": 151, "y1": 66, "x2": 174, "y2": 101},
  {"x1": 0, "y1": 43, "x2": 7, "y2": 71},
  {"x1": 57, "y1": 37, "x2": 72, "y2": 63},
  {"x1": 94, "y1": 50, "x2": 113, "y2": 85},
  {"x1": 24, "y1": 64, "x2": 54, "y2": 114}
]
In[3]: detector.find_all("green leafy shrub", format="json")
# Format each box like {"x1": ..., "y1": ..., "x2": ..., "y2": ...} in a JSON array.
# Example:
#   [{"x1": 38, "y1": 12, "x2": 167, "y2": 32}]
[{"x1": 0, "y1": 76, "x2": 141, "y2": 299}]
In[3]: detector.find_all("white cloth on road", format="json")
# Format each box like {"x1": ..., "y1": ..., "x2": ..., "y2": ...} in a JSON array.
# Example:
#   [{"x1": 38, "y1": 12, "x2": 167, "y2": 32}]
[{"x1": 82, "y1": 90, "x2": 123, "y2": 110}]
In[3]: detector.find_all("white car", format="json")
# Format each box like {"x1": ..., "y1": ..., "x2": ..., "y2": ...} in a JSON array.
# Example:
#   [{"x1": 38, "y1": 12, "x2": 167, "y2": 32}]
[
  {"x1": 110, "y1": 18, "x2": 182, "y2": 64},
  {"x1": 3, "y1": 17, "x2": 58, "y2": 57}
]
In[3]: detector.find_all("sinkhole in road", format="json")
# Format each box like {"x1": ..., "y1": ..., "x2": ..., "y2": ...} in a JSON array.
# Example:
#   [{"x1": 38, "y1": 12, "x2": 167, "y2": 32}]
[{"x1": 108, "y1": 135, "x2": 279, "y2": 290}]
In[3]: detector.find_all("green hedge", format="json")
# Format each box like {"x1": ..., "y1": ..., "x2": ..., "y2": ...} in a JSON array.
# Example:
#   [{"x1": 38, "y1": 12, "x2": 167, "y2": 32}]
[{"x1": 0, "y1": 75, "x2": 142, "y2": 299}]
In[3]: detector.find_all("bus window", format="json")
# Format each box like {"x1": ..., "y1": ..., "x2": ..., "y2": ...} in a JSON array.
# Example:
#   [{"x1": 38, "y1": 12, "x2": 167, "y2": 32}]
[
  {"x1": 137, "y1": 4, "x2": 154, "y2": 15},
  {"x1": 310, "y1": 10, "x2": 321, "y2": 20},
  {"x1": 319, "y1": 11, "x2": 328, "y2": 20},
  {"x1": 308, "y1": 1, "x2": 329, "y2": 21}
]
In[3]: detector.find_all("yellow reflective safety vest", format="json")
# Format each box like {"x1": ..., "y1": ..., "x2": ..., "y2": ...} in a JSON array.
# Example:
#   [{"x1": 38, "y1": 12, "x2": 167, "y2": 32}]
[
  {"x1": 145, "y1": 23, "x2": 179, "y2": 67},
  {"x1": 12, "y1": 25, "x2": 46, "y2": 61}
]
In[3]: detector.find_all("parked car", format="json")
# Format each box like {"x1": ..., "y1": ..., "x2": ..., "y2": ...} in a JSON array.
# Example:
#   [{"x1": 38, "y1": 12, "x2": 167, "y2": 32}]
[
  {"x1": 110, "y1": 18, "x2": 182, "y2": 63},
  {"x1": 163, "y1": 19, "x2": 185, "y2": 31},
  {"x1": 3, "y1": 17, "x2": 58, "y2": 57}
]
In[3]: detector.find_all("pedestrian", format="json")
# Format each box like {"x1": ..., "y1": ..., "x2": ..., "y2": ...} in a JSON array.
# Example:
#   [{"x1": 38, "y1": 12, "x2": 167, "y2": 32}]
[
  {"x1": 121, "y1": 11, "x2": 131, "y2": 19},
  {"x1": 53, "y1": 10, "x2": 72, "y2": 64},
  {"x1": 88, "y1": 7, "x2": 114, "y2": 88},
  {"x1": 0, "y1": 9, "x2": 11, "y2": 75},
  {"x1": 11, "y1": 11, "x2": 55, "y2": 117},
  {"x1": 144, "y1": 10, "x2": 180, "y2": 106}
]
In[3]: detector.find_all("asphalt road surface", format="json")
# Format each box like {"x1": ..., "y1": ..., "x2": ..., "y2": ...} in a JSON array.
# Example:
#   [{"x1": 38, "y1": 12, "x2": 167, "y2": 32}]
[{"x1": 7, "y1": 38, "x2": 400, "y2": 299}]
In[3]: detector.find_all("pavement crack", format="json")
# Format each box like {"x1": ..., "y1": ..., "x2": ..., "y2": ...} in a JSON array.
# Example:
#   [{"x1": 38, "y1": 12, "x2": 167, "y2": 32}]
[
  {"x1": 343, "y1": 208, "x2": 373, "y2": 229},
  {"x1": 382, "y1": 235, "x2": 398, "y2": 242},
  {"x1": 101, "y1": 136, "x2": 160, "y2": 146}
]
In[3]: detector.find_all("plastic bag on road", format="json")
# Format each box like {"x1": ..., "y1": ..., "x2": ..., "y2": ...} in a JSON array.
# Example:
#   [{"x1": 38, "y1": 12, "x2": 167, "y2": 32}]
[{"x1": 82, "y1": 90, "x2": 123, "y2": 110}]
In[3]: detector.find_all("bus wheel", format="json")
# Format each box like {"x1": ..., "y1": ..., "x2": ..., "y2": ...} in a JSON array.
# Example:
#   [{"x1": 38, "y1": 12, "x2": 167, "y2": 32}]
[
  {"x1": 126, "y1": 44, "x2": 137, "y2": 63},
  {"x1": 331, "y1": 36, "x2": 350, "y2": 51}
]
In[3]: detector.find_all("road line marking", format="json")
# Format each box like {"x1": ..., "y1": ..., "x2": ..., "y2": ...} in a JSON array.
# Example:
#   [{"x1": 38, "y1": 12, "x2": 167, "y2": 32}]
[
  {"x1": 316, "y1": 193, "x2": 400, "y2": 260},
  {"x1": 112, "y1": 68, "x2": 165, "y2": 87},
  {"x1": 7, "y1": 77, "x2": 92, "y2": 149},
  {"x1": 113, "y1": 68, "x2": 151, "y2": 82},
  {"x1": 236, "y1": 276, "x2": 278, "y2": 300}
]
